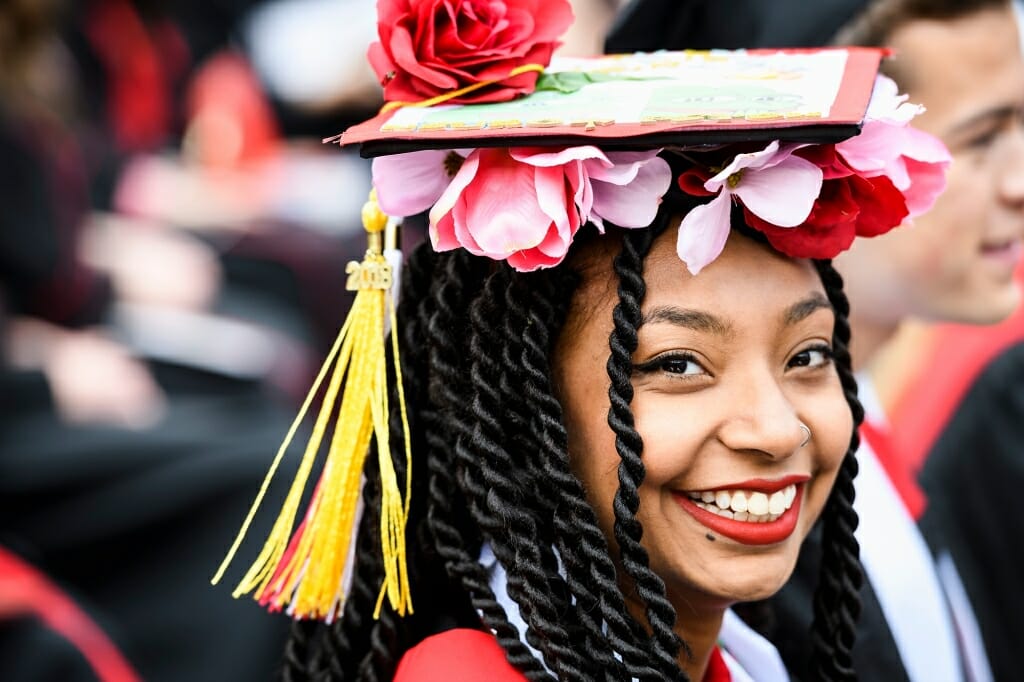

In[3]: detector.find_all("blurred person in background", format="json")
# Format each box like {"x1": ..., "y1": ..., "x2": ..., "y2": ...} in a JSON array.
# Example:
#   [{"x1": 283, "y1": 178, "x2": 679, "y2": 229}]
[
  {"x1": 0, "y1": 0, "x2": 400, "y2": 679},
  {"x1": 607, "y1": 0, "x2": 1024, "y2": 680}
]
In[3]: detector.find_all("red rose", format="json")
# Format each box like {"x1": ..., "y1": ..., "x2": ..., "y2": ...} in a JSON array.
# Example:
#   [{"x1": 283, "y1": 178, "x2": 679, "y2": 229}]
[
  {"x1": 745, "y1": 172, "x2": 908, "y2": 259},
  {"x1": 367, "y1": 0, "x2": 575, "y2": 105},
  {"x1": 743, "y1": 145, "x2": 909, "y2": 259}
]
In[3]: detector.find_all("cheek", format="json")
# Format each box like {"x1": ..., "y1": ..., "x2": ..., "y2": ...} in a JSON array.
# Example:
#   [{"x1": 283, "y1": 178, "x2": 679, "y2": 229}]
[
  {"x1": 800, "y1": 387, "x2": 854, "y2": 526},
  {"x1": 630, "y1": 394, "x2": 709, "y2": 486},
  {"x1": 562, "y1": 393, "x2": 622, "y2": 537}
]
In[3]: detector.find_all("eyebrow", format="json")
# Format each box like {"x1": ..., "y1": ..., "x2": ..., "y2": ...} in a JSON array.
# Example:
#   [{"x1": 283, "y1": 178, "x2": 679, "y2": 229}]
[
  {"x1": 782, "y1": 294, "x2": 833, "y2": 326},
  {"x1": 638, "y1": 294, "x2": 832, "y2": 335},
  {"x1": 639, "y1": 306, "x2": 732, "y2": 336}
]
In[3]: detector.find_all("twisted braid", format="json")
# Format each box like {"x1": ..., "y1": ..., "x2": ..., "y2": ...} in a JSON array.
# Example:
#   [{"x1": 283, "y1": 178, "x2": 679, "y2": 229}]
[
  {"x1": 606, "y1": 226, "x2": 688, "y2": 682},
  {"x1": 458, "y1": 266, "x2": 589, "y2": 679},
  {"x1": 808, "y1": 260, "x2": 864, "y2": 682},
  {"x1": 282, "y1": 618, "x2": 319, "y2": 682},
  {"x1": 515, "y1": 273, "x2": 660, "y2": 681},
  {"x1": 419, "y1": 250, "x2": 551, "y2": 679}
]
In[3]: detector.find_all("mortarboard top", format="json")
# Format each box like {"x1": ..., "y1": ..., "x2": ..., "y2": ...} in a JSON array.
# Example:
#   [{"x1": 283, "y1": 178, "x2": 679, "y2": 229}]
[{"x1": 333, "y1": 47, "x2": 887, "y2": 157}]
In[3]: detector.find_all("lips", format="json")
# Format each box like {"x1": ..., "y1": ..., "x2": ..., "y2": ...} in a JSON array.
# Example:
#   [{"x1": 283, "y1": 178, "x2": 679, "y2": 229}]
[
  {"x1": 672, "y1": 478, "x2": 807, "y2": 545},
  {"x1": 980, "y1": 238, "x2": 1023, "y2": 269}
]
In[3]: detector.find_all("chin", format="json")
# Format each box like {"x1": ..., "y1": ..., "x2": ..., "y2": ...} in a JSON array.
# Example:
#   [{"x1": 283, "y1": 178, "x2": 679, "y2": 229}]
[
  {"x1": 928, "y1": 281, "x2": 1022, "y2": 325},
  {"x1": 700, "y1": 552, "x2": 799, "y2": 604},
  {"x1": 708, "y1": 573, "x2": 790, "y2": 604}
]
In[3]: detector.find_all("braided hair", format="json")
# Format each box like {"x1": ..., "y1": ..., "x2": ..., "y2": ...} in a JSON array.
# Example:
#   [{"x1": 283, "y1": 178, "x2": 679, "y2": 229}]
[{"x1": 280, "y1": 193, "x2": 864, "y2": 681}]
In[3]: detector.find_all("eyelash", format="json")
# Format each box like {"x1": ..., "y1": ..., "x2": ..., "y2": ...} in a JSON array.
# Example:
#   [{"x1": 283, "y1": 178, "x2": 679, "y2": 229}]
[
  {"x1": 633, "y1": 352, "x2": 706, "y2": 378},
  {"x1": 966, "y1": 129, "x2": 1000, "y2": 151},
  {"x1": 788, "y1": 343, "x2": 835, "y2": 370},
  {"x1": 632, "y1": 344, "x2": 834, "y2": 378}
]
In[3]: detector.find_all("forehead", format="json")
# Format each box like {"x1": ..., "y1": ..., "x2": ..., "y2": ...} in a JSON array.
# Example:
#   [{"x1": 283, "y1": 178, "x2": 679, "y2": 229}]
[
  {"x1": 641, "y1": 231, "x2": 824, "y2": 314},
  {"x1": 568, "y1": 229, "x2": 826, "y2": 336},
  {"x1": 887, "y1": 6, "x2": 1024, "y2": 133}
]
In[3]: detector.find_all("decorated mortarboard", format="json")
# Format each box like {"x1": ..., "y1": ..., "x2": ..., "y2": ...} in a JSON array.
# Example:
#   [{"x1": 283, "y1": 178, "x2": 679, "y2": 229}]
[{"x1": 213, "y1": 0, "x2": 950, "y2": 623}]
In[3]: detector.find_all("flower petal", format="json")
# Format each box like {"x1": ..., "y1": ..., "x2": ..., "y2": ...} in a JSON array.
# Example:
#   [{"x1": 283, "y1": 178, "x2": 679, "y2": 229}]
[
  {"x1": 511, "y1": 145, "x2": 607, "y2": 167},
  {"x1": 706, "y1": 141, "x2": 783, "y2": 191},
  {"x1": 373, "y1": 150, "x2": 454, "y2": 216},
  {"x1": 591, "y1": 156, "x2": 672, "y2": 228},
  {"x1": 463, "y1": 149, "x2": 552, "y2": 257},
  {"x1": 676, "y1": 191, "x2": 733, "y2": 275},
  {"x1": 586, "y1": 150, "x2": 664, "y2": 185},
  {"x1": 903, "y1": 157, "x2": 949, "y2": 216},
  {"x1": 429, "y1": 149, "x2": 480, "y2": 250},
  {"x1": 735, "y1": 156, "x2": 823, "y2": 227}
]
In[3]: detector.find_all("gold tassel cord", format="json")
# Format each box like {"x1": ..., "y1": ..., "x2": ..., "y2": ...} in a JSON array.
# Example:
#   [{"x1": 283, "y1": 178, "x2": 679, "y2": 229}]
[{"x1": 212, "y1": 191, "x2": 413, "y2": 620}]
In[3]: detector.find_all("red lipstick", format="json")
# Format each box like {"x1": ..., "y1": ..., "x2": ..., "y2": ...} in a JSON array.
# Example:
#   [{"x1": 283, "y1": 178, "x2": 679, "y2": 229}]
[{"x1": 673, "y1": 482, "x2": 806, "y2": 545}]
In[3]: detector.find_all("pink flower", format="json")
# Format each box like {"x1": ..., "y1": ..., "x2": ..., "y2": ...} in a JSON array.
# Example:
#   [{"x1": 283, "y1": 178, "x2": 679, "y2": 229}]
[
  {"x1": 676, "y1": 141, "x2": 823, "y2": 275},
  {"x1": 372, "y1": 149, "x2": 469, "y2": 216},
  {"x1": 836, "y1": 75, "x2": 951, "y2": 217},
  {"x1": 367, "y1": 0, "x2": 574, "y2": 106},
  {"x1": 427, "y1": 146, "x2": 671, "y2": 271}
]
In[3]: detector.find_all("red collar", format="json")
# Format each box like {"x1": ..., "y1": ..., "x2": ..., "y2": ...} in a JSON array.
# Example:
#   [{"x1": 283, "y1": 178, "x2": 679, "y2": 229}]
[
  {"x1": 860, "y1": 419, "x2": 927, "y2": 520},
  {"x1": 705, "y1": 645, "x2": 732, "y2": 682}
]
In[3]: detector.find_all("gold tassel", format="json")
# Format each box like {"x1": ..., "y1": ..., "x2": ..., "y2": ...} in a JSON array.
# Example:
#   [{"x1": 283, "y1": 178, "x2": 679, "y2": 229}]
[{"x1": 212, "y1": 190, "x2": 413, "y2": 620}]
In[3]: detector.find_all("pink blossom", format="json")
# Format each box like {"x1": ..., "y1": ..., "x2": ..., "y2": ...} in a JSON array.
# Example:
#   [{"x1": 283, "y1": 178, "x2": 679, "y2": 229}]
[
  {"x1": 676, "y1": 141, "x2": 823, "y2": 275},
  {"x1": 372, "y1": 149, "x2": 469, "y2": 217},
  {"x1": 836, "y1": 75, "x2": 951, "y2": 217},
  {"x1": 428, "y1": 146, "x2": 671, "y2": 271}
]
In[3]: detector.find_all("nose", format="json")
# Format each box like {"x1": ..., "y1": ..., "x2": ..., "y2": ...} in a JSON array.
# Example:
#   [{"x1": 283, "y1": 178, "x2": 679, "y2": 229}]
[
  {"x1": 716, "y1": 372, "x2": 806, "y2": 459},
  {"x1": 997, "y1": 126, "x2": 1024, "y2": 212}
]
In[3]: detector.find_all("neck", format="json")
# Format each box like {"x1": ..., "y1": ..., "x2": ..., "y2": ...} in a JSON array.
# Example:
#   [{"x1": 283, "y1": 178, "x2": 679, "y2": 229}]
[
  {"x1": 848, "y1": 312, "x2": 935, "y2": 419},
  {"x1": 625, "y1": 595, "x2": 724, "y2": 680},
  {"x1": 847, "y1": 309, "x2": 898, "y2": 374},
  {"x1": 677, "y1": 609, "x2": 725, "y2": 681}
]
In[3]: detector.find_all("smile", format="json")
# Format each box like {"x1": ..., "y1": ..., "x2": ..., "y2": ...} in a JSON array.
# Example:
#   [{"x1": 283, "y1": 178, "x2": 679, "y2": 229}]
[{"x1": 672, "y1": 477, "x2": 807, "y2": 545}]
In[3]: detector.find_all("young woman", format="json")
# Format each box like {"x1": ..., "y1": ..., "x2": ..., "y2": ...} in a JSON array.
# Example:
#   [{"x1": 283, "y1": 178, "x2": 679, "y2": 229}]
[
  {"x1": 274, "y1": 177, "x2": 871, "y2": 681},
  {"x1": 214, "y1": 5, "x2": 947, "y2": 680}
]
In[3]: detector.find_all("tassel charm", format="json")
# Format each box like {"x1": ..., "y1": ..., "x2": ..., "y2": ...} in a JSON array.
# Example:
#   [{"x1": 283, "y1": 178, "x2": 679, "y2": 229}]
[{"x1": 212, "y1": 190, "x2": 413, "y2": 621}]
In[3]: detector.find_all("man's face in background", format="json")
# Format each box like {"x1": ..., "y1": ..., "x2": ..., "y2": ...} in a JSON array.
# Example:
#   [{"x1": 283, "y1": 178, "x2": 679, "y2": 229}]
[{"x1": 838, "y1": 3, "x2": 1024, "y2": 325}]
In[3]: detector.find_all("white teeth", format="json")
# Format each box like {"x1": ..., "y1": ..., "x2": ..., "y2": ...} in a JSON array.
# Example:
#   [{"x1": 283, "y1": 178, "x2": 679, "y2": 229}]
[
  {"x1": 748, "y1": 492, "x2": 769, "y2": 516},
  {"x1": 687, "y1": 484, "x2": 798, "y2": 524}
]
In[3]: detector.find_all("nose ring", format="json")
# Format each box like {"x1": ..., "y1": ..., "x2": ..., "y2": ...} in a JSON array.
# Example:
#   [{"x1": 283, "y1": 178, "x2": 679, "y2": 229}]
[{"x1": 799, "y1": 423, "x2": 811, "y2": 448}]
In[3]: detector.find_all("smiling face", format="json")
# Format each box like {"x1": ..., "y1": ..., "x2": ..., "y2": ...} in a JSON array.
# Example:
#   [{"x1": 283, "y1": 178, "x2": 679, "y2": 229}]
[
  {"x1": 837, "y1": 4, "x2": 1024, "y2": 326},
  {"x1": 552, "y1": 229, "x2": 853, "y2": 615}
]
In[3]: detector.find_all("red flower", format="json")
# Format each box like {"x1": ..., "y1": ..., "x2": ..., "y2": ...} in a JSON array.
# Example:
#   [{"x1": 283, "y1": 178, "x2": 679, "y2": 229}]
[
  {"x1": 367, "y1": 0, "x2": 574, "y2": 106},
  {"x1": 745, "y1": 146, "x2": 909, "y2": 259}
]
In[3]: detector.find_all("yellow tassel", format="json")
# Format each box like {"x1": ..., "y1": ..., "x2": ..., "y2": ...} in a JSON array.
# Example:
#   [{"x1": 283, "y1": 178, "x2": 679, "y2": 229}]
[{"x1": 212, "y1": 190, "x2": 413, "y2": 620}]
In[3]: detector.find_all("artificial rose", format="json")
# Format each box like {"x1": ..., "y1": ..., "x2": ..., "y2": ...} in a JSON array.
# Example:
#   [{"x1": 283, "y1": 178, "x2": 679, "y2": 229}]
[
  {"x1": 428, "y1": 146, "x2": 671, "y2": 271},
  {"x1": 429, "y1": 147, "x2": 582, "y2": 271},
  {"x1": 746, "y1": 146, "x2": 910, "y2": 258},
  {"x1": 367, "y1": 0, "x2": 574, "y2": 106}
]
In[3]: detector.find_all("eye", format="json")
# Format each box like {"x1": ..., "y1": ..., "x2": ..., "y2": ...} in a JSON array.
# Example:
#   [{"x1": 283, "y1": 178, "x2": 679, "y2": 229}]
[
  {"x1": 788, "y1": 344, "x2": 834, "y2": 369},
  {"x1": 965, "y1": 128, "x2": 1000, "y2": 152},
  {"x1": 633, "y1": 352, "x2": 708, "y2": 378}
]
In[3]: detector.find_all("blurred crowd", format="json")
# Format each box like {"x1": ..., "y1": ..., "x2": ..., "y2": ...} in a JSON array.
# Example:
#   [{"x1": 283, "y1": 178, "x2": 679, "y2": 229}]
[
  {"x1": 1, "y1": 0, "x2": 1022, "y2": 681},
  {"x1": 0, "y1": 1, "x2": 622, "y2": 680}
]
